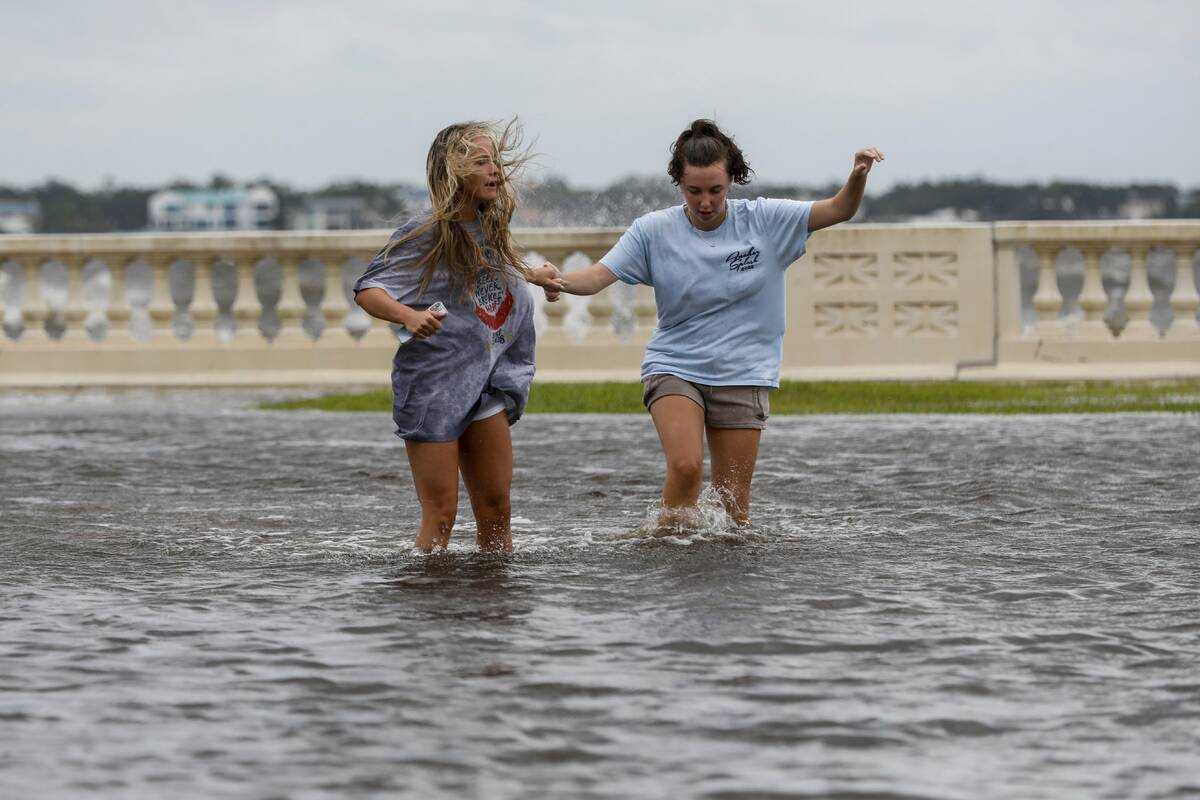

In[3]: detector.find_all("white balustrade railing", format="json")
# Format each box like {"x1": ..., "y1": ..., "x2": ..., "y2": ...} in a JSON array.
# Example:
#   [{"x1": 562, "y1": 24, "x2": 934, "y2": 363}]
[
  {"x1": 1, "y1": 222, "x2": 1199, "y2": 386},
  {"x1": 0, "y1": 229, "x2": 639, "y2": 386},
  {"x1": 994, "y1": 223, "x2": 1200, "y2": 376}
]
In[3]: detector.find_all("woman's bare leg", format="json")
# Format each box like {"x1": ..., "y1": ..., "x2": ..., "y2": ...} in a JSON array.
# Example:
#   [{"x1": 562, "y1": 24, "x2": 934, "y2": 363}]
[
  {"x1": 706, "y1": 427, "x2": 762, "y2": 525},
  {"x1": 649, "y1": 395, "x2": 706, "y2": 524},
  {"x1": 404, "y1": 439, "x2": 460, "y2": 552},
  {"x1": 457, "y1": 412, "x2": 514, "y2": 553}
]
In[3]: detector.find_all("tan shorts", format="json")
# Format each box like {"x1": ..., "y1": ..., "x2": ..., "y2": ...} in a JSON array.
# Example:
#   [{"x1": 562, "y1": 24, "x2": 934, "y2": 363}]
[{"x1": 642, "y1": 373, "x2": 770, "y2": 430}]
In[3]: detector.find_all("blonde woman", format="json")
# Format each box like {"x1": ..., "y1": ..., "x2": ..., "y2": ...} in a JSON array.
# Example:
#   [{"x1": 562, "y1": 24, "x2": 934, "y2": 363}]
[{"x1": 354, "y1": 120, "x2": 562, "y2": 553}]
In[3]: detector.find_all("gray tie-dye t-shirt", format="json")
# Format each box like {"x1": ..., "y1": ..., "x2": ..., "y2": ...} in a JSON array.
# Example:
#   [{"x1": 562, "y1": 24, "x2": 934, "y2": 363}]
[{"x1": 353, "y1": 215, "x2": 535, "y2": 442}]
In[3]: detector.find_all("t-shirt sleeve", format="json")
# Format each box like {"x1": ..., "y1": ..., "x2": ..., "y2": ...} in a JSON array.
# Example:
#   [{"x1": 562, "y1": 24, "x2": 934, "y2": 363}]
[
  {"x1": 353, "y1": 219, "x2": 430, "y2": 301},
  {"x1": 762, "y1": 198, "x2": 814, "y2": 269},
  {"x1": 598, "y1": 216, "x2": 652, "y2": 286}
]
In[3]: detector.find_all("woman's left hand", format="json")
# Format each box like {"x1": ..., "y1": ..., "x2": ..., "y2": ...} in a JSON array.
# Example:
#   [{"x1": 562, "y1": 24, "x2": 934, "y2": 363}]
[
  {"x1": 530, "y1": 262, "x2": 565, "y2": 299},
  {"x1": 852, "y1": 147, "x2": 885, "y2": 176}
]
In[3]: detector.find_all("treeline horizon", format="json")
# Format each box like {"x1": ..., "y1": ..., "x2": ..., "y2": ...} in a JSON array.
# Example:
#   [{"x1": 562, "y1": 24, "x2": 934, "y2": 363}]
[{"x1": 2, "y1": 174, "x2": 1198, "y2": 233}]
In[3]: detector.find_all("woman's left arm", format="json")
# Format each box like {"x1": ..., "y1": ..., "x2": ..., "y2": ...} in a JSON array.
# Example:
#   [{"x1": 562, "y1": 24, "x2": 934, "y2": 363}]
[{"x1": 808, "y1": 148, "x2": 885, "y2": 232}]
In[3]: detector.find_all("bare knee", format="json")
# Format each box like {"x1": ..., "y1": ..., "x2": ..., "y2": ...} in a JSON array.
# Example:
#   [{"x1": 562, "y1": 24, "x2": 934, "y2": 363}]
[
  {"x1": 473, "y1": 491, "x2": 511, "y2": 523},
  {"x1": 665, "y1": 456, "x2": 704, "y2": 491}
]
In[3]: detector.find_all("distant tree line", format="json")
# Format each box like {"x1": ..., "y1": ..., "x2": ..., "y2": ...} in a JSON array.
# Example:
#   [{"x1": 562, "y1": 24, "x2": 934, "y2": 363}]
[
  {"x1": 520, "y1": 176, "x2": 1200, "y2": 226},
  {"x1": 861, "y1": 178, "x2": 1199, "y2": 222},
  {"x1": 2, "y1": 174, "x2": 1198, "y2": 233},
  {"x1": 0, "y1": 175, "x2": 411, "y2": 233}
]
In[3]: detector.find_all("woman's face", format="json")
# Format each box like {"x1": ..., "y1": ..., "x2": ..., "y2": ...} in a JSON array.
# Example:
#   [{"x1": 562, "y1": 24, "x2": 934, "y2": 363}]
[
  {"x1": 462, "y1": 135, "x2": 501, "y2": 205},
  {"x1": 680, "y1": 160, "x2": 731, "y2": 230}
]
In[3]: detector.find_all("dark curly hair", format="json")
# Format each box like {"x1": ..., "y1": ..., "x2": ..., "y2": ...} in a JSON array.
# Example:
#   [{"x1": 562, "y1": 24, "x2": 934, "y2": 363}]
[{"x1": 667, "y1": 119, "x2": 753, "y2": 186}]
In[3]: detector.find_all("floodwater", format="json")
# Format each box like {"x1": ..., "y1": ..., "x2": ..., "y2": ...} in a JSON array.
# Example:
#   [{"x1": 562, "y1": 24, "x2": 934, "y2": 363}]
[{"x1": 2, "y1": 391, "x2": 1198, "y2": 799}]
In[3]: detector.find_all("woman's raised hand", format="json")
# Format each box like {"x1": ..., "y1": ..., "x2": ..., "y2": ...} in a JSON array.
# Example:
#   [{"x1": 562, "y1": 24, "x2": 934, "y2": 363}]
[{"x1": 852, "y1": 148, "x2": 885, "y2": 176}]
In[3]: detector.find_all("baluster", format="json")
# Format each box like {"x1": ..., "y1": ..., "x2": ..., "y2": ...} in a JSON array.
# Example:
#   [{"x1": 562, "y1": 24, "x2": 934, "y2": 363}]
[
  {"x1": 124, "y1": 259, "x2": 154, "y2": 342},
  {"x1": 601, "y1": 280, "x2": 630, "y2": 339},
  {"x1": 81, "y1": 258, "x2": 112, "y2": 342},
  {"x1": 231, "y1": 255, "x2": 261, "y2": 338},
  {"x1": 254, "y1": 256, "x2": 283, "y2": 342},
  {"x1": 36, "y1": 258, "x2": 73, "y2": 340},
  {"x1": 321, "y1": 253, "x2": 350, "y2": 333},
  {"x1": 521, "y1": 250, "x2": 548, "y2": 335},
  {"x1": 542, "y1": 296, "x2": 569, "y2": 331},
  {"x1": 1077, "y1": 246, "x2": 1109, "y2": 339},
  {"x1": 2, "y1": 257, "x2": 30, "y2": 340},
  {"x1": 1169, "y1": 246, "x2": 1200, "y2": 337},
  {"x1": 62, "y1": 257, "x2": 87, "y2": 338},
  {"x1": 21, "y1": 259, "x2": 44, "y2": 340},
  {"x1": 0, "y1": 261, "x2": 11, "y2": 339},
  {"x1": 1057, "y1": 249, "x2": 1083, "y2": 327},
  {"x1": 169, "y1": 258, "x2": 196, "y2": 340},
  {"x1": 1101, "y1": 248, "x2": 1129, "y2": 338},
  {"x1": 558, "y1": 251, "x2": 594, "y2": 338},
  {"x1": 1031, "y1": 245, "x2": 1062, "y2": 335},
  {"x1": 277, "y1": 254, "x2": 306, "y2": 336},
  {"x1": 109, "y1": 258, "x2": 131, "y2": 337},
  {"x1": 341, "y1": 257, "x2": 372, "y2": 340},
  {"x1": 586, "y1": 286, "x2": 616, "y2": 335},
  {"x1": 207, "y1": 256, "x2": 237, "y2": 343},
  {"x1": 191, "y1": 254, "x2": 220, "y2": 338},
  {"x1": 1123, "y1": 246, "x2": 1156, "y2": 339},
  {"x1": 147, "y1": 255, "x2": 177, "y2": 337},
  {"x1": 295, "y1": 256, "x2": 326, "y2": 340}
]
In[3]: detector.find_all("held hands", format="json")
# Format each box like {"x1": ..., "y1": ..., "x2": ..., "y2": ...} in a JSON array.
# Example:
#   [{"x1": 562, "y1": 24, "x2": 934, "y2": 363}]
[
  {"x1": 402, "y1": 304, "x2": 448, "y2": 340},
  {"x1": 852, "y1": 148, "x2": 885, "y2": 177},
  {"x1": 530, "y1": 261, "x2": 565, "y2": 302}
]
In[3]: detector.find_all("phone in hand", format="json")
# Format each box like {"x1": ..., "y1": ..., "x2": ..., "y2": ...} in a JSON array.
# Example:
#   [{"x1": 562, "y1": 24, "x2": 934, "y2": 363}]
[{"x1": 397, "y1": 301, "x2": 448, "y2": 344}]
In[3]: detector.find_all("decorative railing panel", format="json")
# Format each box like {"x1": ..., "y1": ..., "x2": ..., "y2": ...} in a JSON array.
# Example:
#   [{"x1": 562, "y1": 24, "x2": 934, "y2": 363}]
[{"x1": 785, "y1": 225, "x2": 996, "y2": 378}]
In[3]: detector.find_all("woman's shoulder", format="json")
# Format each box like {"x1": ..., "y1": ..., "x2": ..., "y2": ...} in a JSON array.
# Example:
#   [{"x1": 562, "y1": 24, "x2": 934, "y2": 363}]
[
  {"x1": 630, "y1": 205, "x2": 684, "y2": 232},
  {"x1": 389, "y1": 211, "x2": 434, "y2": 239},
  {"x1": 732, "y1": 196, "x2": 812, "y2": 223},
  {"x1": 734, "y1": 196, "x2": 809, "y2": 212},
  {"x1": 380, "y1": 213, "x2": 438, "y2": 254}
]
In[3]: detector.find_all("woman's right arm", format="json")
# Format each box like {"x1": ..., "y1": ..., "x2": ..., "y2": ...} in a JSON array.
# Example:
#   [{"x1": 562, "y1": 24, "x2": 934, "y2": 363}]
[{"x1": 355, "y1": 288, "x2": 446, "y2": 339}]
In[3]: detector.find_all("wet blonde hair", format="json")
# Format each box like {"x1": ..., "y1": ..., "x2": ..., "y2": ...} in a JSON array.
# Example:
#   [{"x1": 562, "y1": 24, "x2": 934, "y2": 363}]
[{"x1": 391, "y1": 118, "x2": 532, "y2": 301}]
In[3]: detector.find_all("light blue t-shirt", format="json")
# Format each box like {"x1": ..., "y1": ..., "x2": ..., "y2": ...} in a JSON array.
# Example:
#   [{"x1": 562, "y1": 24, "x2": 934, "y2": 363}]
[{"x1": 600, "y1": 197, "x2": 813, "y2": 388}]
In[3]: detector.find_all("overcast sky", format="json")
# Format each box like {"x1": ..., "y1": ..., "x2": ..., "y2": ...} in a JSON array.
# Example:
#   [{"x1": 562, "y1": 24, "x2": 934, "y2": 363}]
[{"x1": 4, "y1": 0, "x2": 1198, "y2": 191}]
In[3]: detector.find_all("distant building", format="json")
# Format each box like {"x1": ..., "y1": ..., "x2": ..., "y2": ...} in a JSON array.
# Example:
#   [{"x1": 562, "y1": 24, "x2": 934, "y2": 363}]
[
  {"x1": 906, "y1": 207, "x2": 982, "y2": 223},
  {"x1": 0, "y1": 200, "x2": 40, "y2": 234},
  {"x1": 288, "y1": 197, "x2": 379, "y2": 230},
  {"x1": 393, "y1": 186, "x2": 430, "y2": 212},
  {"x1": 1118, "y1": 197, "x2": 1168, "y2": 220},
  {"x1": 148, "y1": 186, "x2": 278, "y2": 231}
]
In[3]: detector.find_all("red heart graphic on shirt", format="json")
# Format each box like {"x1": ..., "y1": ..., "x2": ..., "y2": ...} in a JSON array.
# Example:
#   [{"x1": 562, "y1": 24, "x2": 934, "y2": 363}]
[
  {"x1": 474, "y1": 271, "x2": 513, "y2": 331},
  {"x1": 475, "y1": 291, "x2": 512, "y2": 330}
]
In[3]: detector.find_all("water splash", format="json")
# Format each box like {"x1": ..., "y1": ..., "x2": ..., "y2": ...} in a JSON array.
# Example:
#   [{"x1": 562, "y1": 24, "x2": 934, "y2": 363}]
[{"x1": 619, "y1": 486, "x2": 767, "y2": 546}]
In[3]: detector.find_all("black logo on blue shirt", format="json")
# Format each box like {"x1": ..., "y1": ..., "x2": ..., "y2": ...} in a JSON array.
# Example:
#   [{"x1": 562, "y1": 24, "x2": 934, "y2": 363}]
[{"x1": 726, "y1": 246, "x2": 761, "y2": 273}]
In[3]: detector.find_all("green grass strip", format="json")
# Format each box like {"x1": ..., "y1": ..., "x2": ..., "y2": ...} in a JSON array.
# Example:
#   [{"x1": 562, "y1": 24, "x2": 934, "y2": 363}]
[{"x1": 261, "y1": 380, "x2": 1200, "y2": 414}]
